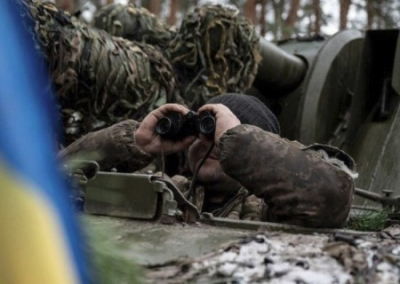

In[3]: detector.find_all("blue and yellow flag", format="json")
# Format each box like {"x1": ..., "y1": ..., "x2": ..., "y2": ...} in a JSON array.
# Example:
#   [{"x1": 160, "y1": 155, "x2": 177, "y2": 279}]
[{"x1": 0, "y1": 1, "x2": 90, "y2": 283}]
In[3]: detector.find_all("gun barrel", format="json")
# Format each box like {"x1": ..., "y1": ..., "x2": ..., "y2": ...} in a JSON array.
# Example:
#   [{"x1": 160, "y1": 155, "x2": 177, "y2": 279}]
[
  {"x1": 255, "y1": 38, "x2": 307, "y2": 91},
  {"x1": 355, "y1": 188, "x2": 400, "y2": 207}
]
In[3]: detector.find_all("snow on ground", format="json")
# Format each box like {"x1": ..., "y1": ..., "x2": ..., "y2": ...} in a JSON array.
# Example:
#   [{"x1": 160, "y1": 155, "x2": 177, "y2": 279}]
[{"x1": 148, "y1": 228, "x2": 400, "y2": 284}]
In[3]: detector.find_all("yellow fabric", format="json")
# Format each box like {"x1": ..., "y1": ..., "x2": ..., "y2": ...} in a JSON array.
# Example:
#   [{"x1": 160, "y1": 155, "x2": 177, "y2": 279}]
[{"x1": 0, "y1": 164, "x2": 79, "y2": 284}]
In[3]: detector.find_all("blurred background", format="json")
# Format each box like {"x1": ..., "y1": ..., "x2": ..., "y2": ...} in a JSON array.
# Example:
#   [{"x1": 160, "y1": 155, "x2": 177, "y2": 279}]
[{"x1": 49, "y1": 0, "x2": 400, "y2": 41}]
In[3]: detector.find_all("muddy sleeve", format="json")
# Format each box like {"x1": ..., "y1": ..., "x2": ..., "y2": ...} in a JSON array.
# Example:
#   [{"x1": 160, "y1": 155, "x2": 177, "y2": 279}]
[
  {"x1": 58, "y1": 120, "x2": 155, "y2": 172},
  {"x1": 218, "y1": 124, "x2": 355, "y2": 228},
  {"x1": 241, "y1": 195, "x2": 262, "y2": 221}
]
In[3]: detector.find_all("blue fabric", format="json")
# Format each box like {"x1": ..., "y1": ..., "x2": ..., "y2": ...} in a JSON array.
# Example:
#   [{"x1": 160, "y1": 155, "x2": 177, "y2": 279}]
[{"x1": 0, "y1": 1, "x2": 90, "y2": 283}]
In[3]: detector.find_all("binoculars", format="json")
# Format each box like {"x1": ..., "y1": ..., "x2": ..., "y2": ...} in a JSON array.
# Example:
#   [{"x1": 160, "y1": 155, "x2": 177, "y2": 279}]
[{"x1": 156, "y1": 111, "x2": 216, "y2": 140}]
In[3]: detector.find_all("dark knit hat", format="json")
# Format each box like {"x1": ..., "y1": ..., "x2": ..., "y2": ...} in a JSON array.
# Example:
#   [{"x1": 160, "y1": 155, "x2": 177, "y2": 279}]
[{"x1": 207, "y1": 93, "x2": 280, "y2": 135}]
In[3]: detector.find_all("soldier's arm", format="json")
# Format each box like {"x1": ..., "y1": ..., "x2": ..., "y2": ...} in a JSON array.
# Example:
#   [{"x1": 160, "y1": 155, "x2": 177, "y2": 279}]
[
  {"x1": 218, "y1": 124, "x2": 355, "y2": 228},
  {"x1": 59, "y1": 104, "x2": 196, "y2": 172},
  {"x1": 59, "y1": 120, "x2": 155, "y2": 173}
]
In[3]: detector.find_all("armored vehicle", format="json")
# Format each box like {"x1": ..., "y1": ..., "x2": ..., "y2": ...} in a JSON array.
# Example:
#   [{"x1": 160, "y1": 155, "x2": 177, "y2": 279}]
[
  {"x1": 76, "y1": 28, "x2": 400, "y2": 283},
  {"x1": 251, "y1": 29, "x2": 400, "y2": 211}
]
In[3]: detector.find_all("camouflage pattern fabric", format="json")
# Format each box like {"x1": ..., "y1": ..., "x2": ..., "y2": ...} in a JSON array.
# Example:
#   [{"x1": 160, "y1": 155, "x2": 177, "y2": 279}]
[
  {"x1": 169, "y1": 176, "x2": 263, "y2": 222},
  {"x1": 21, "y1": 0, "x2": 262, "y2": 144},
  {"x1": 21, "y1": 0, "x2": 177, "y2": 145},
  {"x1": 94, "y1": 3, "x2": 262, "y2": 111},
  {"x1": 219, "y1": 124, "x2": 355, "y2": 228},
  {"x1": 166, "y1": 5, "x2": 262, "y2": 110},
  {"x1": 60, "y1": 119, "x2": 263, "y2": 221},
  {"x1": 58, "y1": 120, "x2": 154, "y2": 173},
  {"x1": 60, "y1": 120, "x2": 355, "y2": 228},
  {"x1": 93, "y1": 3, "x2": 174, "y2": 50}
]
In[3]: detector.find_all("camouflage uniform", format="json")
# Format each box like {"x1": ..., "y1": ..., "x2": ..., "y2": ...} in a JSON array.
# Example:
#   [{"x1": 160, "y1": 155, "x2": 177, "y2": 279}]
[
  {"x1": 166, "y1": 5, "x2": 261, "y2": 110},
  {"x1": 21, "y1": 0, "x2": 179, "y2": 145},
  {"x1": 93, "y1": 3, "x2": 174, "y2": 49},
  {"x1": 60, "y1": 121, "x2": 355, "y2": 228},
  {"x1": 94, "y1": 3, "x2": 261, "y2": 110},
  {"x1": 59, "y1": 120, "x2": 263, "y2": 221},
  {"x1": 168, "y1": 176, "x2": 263, "y2": 222},
  {"x1": 219, "y1": 125, "x2": 355, "y2": 228},
  {"x1": 22, "y1": 1, "x2": 261, "y2": 145},
  {"x1": 58, "y1": 120, "x2": 153, "y2": 173}
]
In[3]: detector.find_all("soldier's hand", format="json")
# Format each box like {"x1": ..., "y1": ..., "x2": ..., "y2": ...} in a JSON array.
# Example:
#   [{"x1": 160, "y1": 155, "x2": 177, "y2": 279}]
[
  {"x1": 198, "y1": 104, "x2": 241, "y2": 144},
  {"x1": 136, "y1": 104, "x2": 196, "y2": 155}
]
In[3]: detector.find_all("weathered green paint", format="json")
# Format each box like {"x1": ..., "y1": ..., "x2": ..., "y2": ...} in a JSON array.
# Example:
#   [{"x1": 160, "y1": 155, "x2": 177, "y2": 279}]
[
  {"x1": 201, "y1": 213, "x2": 373, "y2": 236},
  {"x1": 253, "y1": 30, "x2": 364, "y2": 144},
  {"x1": 81, "y1": 214, "x2": 250, "y2": 266},
  {"x1": 85, "y1": 173, "x2": 162, "y2": 220},
  {"x1": 247, "y1": 37, "x2": 326, "y2": 139},
  {"x1": 82, "y1": 212, "x2": 375, "y2": 268},
  {"x1": 347, "y1": 96, "x2": 400, "y2": 206},
  {"x1": 248, "y1": 29, "x2": 400, "y2": 211},
  {"x1": 254, "y1": 38, "x2": 307, "y2": 92},
  {"x1": 340, "y1": 30, "x2": 400, "y2": 203},
  {"x1": 346, "y1": 29, "x2": 400, "y2": 144},
  {"x1": 391, "y1": 32, "x2": 400, "y2": 94},
  {"x1": 298, "y1": 30, "x2": 364, "y2": 145}
]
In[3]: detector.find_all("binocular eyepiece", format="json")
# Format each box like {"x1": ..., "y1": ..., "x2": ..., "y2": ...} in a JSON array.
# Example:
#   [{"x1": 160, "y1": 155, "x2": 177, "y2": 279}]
[{"x1": 156, "y1": 111, "x2": 216, "y2": 140}]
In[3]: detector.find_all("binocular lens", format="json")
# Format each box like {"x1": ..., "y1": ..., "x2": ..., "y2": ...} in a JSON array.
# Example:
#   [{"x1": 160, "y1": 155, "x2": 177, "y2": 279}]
[
  {"x1": 156, "y1": 117, "x2": 172, "y2": 135},
  {"x1": 156, "y1": 111, "x2": 215, "y2": 139},
  {"x1": 199, "y1": 116, "x2": 216, "y2": 135}
]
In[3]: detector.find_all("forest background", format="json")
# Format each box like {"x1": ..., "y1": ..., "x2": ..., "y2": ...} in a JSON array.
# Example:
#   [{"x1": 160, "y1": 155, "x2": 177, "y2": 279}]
[{"x1": 48, "y1": 0, "x2": 400, "y2": 41}]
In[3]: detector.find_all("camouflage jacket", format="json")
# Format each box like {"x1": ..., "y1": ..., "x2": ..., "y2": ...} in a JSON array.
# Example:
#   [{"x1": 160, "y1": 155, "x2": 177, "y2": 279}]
[
  {"x1": 59, "y1": 120, "x2": 263, "y2": 221},
  {"x1": 219, "y1": 125, "x2": 355, "y2": 228},
  {"x1": 166, "y1": 175, "x2": 262, "y2": 222},
  {"x1": 60, "y1": 120, "x2": 355, "y2": 228}
]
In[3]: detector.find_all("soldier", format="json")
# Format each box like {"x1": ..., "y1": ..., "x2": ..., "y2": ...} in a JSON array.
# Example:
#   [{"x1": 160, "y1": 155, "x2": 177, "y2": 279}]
[
  {"x1": 21, "y1": 0, "x2": 261, "y2": 145},
  {"x1": 60, "y1": 93, "x2": 356, "y2": 228}
]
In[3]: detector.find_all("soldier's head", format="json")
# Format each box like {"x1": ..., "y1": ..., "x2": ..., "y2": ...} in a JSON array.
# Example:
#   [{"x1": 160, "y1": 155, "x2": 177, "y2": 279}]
[{"x1": 188, "y1": 93, "x2": 280, "y2": 194}]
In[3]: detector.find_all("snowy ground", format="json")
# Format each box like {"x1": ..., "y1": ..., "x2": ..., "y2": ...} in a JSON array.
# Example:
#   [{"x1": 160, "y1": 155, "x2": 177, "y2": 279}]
[{"x1": 147, "y1": 226, "x2": 400, "y2": 284}]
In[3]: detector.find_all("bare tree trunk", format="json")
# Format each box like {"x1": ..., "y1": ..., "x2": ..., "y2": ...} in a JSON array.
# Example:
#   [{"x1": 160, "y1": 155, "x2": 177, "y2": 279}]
[
  {"x1": 244, "y1": 0, "x2": 258, "y2": 25},
  {"x1": 285, "y1": 0, "x2": 300, "y2": 27},
  {"x1": 142, "y1": 0, "x2": 162, "y2": 16},
  {"x1": 307, "y1": 11, "x2": 312, "y2": 37},
  {"x1": 271, "y1": 0, "x2": 285, "y2": 40},
  {"x1": 168, "y1": 0, "x2": 179, "y2": 26},
  {"x1": 106, "y1": 0, "x2": 114, "y2": 4},
  {"x1": 339, "y1": 0, "x2": 351, "y2": 30},
  {"x1": 259, "y1": 0, "x2": 267, "y2": 36},
  {"x1": 149, "y1": 0, "x2": 162, "y2": 16},
  {"x1": 283, "y1": 0, "x2": 300, "y2": 38},
  {"x1": 55, "y1": 0, "x2": 76, "y2": 13},
  {"x1": 366, "y1": 0, "x2": 374, "y2": 29},
  {"x1": 312, "y1": 0, "x2": 321, "y2": 34}
]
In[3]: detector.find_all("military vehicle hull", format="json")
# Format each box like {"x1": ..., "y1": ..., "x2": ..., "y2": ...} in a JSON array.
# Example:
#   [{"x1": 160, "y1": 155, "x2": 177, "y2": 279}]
[
  {"x1": 81, "y1": 171, "x2": 398, "y2": 283},
  {"x1": 250, "y1": 29, "x2": 400, "y2": 208},
  {"x1": 79, "y1": 29, "x2": 400, "y2": 283}
]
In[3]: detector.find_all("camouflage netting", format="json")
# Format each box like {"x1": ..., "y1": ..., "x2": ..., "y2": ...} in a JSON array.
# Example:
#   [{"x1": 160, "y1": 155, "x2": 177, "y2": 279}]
[
  {"x1": 166, "y1": 5, "x2": 261, "y2": 110},
  {"x1": 93, "y1": 4, "x2": 262, "y2": 110},
  {"x1": 20, "y1": 0, "x2": 262, "y2": 144},
  {"x1": 93, "y1": 3, "x2": 174, "y2": 50},
  {"x1": 21, "y1": 0, "x2": 178, "y2": 145}
]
